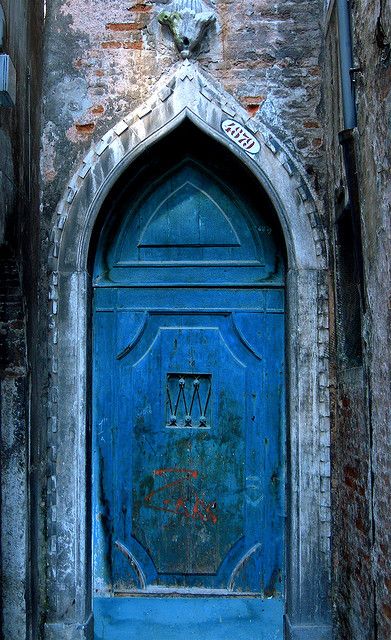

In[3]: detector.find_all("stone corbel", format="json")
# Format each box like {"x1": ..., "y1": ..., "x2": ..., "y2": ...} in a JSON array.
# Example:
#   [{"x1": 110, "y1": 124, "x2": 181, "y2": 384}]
[{"x1": 158, "y1": 0, "x2": 216, "y2": 59}]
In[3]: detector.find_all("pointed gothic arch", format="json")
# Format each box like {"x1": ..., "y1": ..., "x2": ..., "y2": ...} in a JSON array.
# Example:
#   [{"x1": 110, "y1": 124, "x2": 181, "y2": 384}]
[{"x1": 43, "y1": 63, "x2": 331, "y2": 640}]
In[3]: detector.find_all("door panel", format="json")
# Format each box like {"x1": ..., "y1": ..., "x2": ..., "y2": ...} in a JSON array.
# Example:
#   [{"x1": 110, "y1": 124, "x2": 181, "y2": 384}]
[
  {"x1": 130, "y1": 325, "x2": 245, "y2": 580},
  {"x1": 119, "y1": 320, "x2": 247, "y2": 585},
  {"x1": 94, "y1": 309, "x2": 284, "y2": 596}
]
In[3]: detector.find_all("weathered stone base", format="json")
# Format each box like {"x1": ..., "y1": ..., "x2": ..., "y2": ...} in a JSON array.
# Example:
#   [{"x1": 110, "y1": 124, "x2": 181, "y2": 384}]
[
  {"x1": 285, "y1": 616, "x2": 332, "y2": 640},
  {"x1": 44, "y1": 615, "x2": 93, "y2": 640},
  {"x1": 45, "y1": 613, "x2": 333, "y2": 640}
]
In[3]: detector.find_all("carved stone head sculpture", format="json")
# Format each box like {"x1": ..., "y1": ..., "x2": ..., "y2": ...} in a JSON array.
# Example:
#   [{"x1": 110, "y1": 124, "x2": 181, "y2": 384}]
[{"x1": 158, "y1": 0, "x2": 216, "y2": 59}]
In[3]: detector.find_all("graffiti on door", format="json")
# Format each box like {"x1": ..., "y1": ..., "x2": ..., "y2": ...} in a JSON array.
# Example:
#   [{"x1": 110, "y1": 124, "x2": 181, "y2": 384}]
[{"x1": 143, "y1": 468, "x2": 218, "y2": 524}]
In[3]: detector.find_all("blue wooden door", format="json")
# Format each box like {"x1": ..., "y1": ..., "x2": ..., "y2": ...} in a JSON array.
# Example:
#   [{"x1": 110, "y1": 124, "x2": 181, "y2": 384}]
[{"x1": 93, "y1": 161, "x2": 285, "y2": 639}]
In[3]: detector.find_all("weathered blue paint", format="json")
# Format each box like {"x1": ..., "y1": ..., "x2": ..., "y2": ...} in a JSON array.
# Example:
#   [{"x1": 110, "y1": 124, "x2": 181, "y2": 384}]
[
  {"x1": 93, "y1": 161, "x2": 285, "y2": 636},
  {"x1": 94, "y1": 597, "x2": 284, "y2": 640}
]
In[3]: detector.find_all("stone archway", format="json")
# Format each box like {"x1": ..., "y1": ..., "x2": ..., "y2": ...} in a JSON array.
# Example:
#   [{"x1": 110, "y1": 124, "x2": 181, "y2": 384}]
[{"x1": 43, "y1": 62, "x2": 331, "y2": 640}]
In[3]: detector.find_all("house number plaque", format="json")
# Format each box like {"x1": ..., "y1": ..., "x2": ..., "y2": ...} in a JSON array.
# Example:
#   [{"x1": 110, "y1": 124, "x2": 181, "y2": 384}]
[{"x1": 221, "y1": 119, "x2": 260, "y2": 155}]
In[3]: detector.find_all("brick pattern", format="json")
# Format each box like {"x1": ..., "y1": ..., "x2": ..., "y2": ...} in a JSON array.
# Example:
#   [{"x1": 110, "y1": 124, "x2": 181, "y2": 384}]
[
  {"x1": 353, "y1": 3, "x2": 391, "y2": 637},
  {"x1": 333, "y1": 373, "x2": 374, "y2": 639},
  {"x1": 41, "y1": 0, "x2": 325, "y2": 212},
  {"x1": 213, "y1": 0, "x2": 324, "y2": 163}
]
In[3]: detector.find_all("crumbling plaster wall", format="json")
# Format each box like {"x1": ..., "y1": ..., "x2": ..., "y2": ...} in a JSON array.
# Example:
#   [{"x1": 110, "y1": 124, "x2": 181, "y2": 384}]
[
  {"x1": 323, "y1": 1, "x2": 390, "y2": 639},
  {"x1": 41, "y1": 0, "x2": 326, "y2": 215}
]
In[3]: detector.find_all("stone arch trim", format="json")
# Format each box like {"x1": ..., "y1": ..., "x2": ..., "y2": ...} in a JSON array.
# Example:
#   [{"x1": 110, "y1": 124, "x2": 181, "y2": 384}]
[
  {"x1": 43, "y1": 61, "x2": 331, "y2": 640},
  {"x1": 50, "y1": 61, "x2": 326, "y2": 273}
]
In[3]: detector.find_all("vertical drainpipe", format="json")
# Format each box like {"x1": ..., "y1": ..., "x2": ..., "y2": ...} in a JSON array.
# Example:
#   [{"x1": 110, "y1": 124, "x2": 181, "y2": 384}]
[
  {"x1": 336, "y1": 0, "x2": 357, "y2": 129},
  {"x1": 336, "y1": 0, "x2": 366, "y2": 308}
]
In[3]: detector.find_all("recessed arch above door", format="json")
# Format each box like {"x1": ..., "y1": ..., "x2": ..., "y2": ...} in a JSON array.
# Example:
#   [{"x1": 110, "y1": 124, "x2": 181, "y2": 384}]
[{"x1": 93, "y1": 127, "x2": 286, "y2": 286}]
